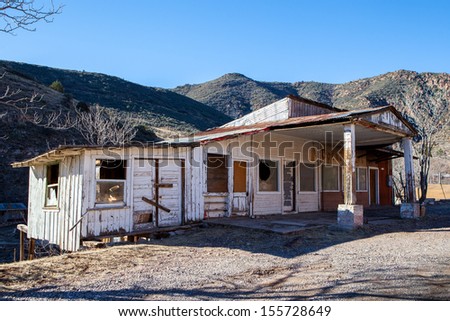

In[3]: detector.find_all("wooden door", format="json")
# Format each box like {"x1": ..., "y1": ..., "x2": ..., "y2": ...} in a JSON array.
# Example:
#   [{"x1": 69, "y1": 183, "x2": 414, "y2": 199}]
[
  {"x1": 232, "y1": 161, "x2": 249, "y2": 216},
  {"x1": 283, "y1": 161, "x2": 296, "y2": 212},
  {"x1": 157, "y1": 159, "x2": 183, "y2": 227},
  {"x1": 133, "y1": 158, "x2": 183, "y2": 229}
]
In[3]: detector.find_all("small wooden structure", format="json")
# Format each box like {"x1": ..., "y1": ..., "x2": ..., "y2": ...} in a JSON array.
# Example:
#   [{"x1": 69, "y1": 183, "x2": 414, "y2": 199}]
[{"x1": 12, "y1": 95, "x2": 418, "y2": 251}]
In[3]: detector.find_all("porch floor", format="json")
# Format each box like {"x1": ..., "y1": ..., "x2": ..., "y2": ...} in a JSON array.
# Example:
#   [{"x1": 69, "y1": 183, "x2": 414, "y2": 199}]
[{"x1": 206, "y1": 206, "x2": 401, "y2": 234}]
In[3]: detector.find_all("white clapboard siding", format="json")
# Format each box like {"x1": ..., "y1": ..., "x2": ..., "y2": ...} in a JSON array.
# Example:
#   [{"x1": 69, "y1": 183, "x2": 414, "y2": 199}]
[
  {"x1": 204, "y1": 194, "x2": 227, "y2": 218},
  {"x1": 83, "y1": 207, "x2": 131, "y2": 238},
  {"x1": 297, "y1": 193, "x2": 320, "y2": 212},
  {"x1": 253, "y1": 193, "x2": 282, "y2": 215}
]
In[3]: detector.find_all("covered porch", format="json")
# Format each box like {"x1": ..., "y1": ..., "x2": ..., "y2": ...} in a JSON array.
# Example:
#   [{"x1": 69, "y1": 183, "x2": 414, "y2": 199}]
[{"x1": 206, "y1": 206, "x2": 402, "y2": 234}]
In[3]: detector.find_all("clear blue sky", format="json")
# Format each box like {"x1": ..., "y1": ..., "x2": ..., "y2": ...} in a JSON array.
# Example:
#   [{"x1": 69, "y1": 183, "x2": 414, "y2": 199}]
[{"x1": 1, "y1": 0, "x2": 449, "y2": 87}]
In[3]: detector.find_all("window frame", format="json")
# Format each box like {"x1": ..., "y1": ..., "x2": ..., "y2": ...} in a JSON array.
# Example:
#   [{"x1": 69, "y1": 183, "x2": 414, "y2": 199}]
[
  {"x1": 356, "y1": 167, "x2": 368, "y2": 192},
  {"x1": 257, "y1": 159, "x2": 280, "y2": 193},
  {"x1": 322, "y1": 164, "x2": 340, "y2": 192},
  {"x1": 44, "y1": 163, "x2": 60, "y2": 208},
  {"x1": 299, "y1": 163, "x2": 317, "y2": 193},
  {"x1": 206, "y1": 153, "x2": 229, "y2": 193},
  {"x1": 94, "y1": 159, "x2": 127, "y2": 207}
]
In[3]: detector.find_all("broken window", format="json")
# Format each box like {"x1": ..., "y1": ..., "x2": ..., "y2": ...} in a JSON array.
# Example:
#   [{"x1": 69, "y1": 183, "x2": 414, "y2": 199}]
[
  {"x1": 45, "y1": 164, "x2": 59, "y2": 207},
  {"x1": 356, "y1": 167, "x2": 367, "y2": 191},
  {"x1": 207, "y1": 154, "x2": 228, "y2": 193},
  {"x1": 95, "y1": 159, "x2": 126, "y2": 205},
  {"x1": 322, "y1": 165, "x2": 339, "y2": 191},
  {"x1": 233, "y1": 161, "x2": 247, "y2": 192},
  {"x1": 259, "y1": 160, "x2": 278, "y2": 192},
  {"x1": 299, "y1": 163, "x2": 316, "y2": 192}
]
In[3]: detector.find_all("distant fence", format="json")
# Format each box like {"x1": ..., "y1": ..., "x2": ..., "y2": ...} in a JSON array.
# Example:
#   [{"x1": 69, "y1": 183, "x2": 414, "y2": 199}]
[{"x1": 429, "y1": 173, "x2": 450, "y2": 185}]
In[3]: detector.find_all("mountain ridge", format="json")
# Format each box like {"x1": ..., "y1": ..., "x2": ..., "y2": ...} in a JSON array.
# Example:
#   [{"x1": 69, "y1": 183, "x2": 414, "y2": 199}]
[{"x1": 173, "y1": 69, "x2": 450, "y2": 117}]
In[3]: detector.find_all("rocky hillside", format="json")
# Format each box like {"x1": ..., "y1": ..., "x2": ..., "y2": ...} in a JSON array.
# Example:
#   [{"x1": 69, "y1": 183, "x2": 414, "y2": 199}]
[
  {"x1": 174, "y1": 70, "x2": 450, "y2": 118},
  {"x1": 1, "y1": 60, "x2": 231, "y2": 134}
]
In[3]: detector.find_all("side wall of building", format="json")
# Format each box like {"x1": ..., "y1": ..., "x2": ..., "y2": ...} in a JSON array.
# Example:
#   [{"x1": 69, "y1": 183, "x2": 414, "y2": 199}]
[{"x1": 27, "y1": 155, "x2": 83, "y2": 251}]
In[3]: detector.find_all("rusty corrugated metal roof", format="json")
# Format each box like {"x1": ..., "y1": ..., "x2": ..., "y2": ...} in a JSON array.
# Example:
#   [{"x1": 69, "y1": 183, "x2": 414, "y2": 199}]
[{"x1": 166, "y1": 105, "x2": 395, "y2": 144}]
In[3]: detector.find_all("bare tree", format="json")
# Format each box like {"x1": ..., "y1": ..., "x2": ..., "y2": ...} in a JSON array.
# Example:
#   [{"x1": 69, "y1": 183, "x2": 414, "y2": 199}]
[
  {"x1": 0, "y1": 72, "x2": 44, "y2": 140},
  {"x1": 72, "y1": 104, "x2": 139, "y2": 145},
  {"x1": 0, "y1": 0, "x2": 63, "y2": 34},
  {"x1": 34, "y1": 103, "x2": 140, "y2": 145},
  {"x1": 391, "y1": 84, "x2": 450, "y2": 204},
  {"x1": 1, "y1": 0, "x2": 62, "y2": 121}
]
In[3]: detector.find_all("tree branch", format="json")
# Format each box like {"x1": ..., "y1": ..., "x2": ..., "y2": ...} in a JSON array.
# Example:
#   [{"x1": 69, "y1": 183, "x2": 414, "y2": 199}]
[{"x1": 0, "y1": 0, "x2": 63, "y2": 34}]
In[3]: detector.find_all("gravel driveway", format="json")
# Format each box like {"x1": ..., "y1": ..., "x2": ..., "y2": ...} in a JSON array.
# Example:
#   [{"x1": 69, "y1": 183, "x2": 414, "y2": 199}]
[{"x1": 0, "y1": 203, "x2": 449, "y2": 300}]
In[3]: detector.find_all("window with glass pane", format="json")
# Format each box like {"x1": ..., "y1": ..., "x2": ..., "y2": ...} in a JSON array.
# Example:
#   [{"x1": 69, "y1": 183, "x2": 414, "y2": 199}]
[
  {"x1": 322, "y1": 165, "x2": 339, "y2": 191},
  {"x1": 45, "y1": 164, "x2": 59, "y2": 207},
  {"x1": 259, "y1": 160, "x2": 278, "y2": 192},
  {"x1": 357, "y1": 167, "x2": 367, "y2": 191},
  {"x1": 95, "y1": 159, "x2": 126, "y2": 205},
  {"x1": 300, "y1": 163, "x2": 316, "y2": 192}
]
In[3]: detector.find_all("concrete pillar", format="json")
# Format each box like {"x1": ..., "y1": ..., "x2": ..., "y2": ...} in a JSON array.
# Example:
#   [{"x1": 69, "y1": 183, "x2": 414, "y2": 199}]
[
  {"x1": 400, "y1": 137, "x2": 420, "y2": 218},
  {"x1": 338, "y1": 124, "x2": 363, "y2": 228}
]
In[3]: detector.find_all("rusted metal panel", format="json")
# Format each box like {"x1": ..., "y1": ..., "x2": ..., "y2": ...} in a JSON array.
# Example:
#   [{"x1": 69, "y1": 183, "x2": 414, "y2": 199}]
[{"x1": 289, "y1": 99, "x2": 334, "y2": 117}]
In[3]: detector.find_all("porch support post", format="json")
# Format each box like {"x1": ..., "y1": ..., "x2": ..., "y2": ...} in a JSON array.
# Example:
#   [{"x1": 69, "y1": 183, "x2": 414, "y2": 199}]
[
  {"x1": 400, "y1": 137, "x2": 420, "y2": 218},
  {"x1": 337, "y1": 124, "x2": 363, "y2": 229}
]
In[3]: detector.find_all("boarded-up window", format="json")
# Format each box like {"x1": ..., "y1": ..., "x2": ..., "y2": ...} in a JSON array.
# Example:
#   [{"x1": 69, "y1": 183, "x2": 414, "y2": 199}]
[
  {"x1": 322, "y1": 165, "x2": 339, "y2": 191},
  {"x1": 259, "y1": 160, "x2": 278, "y2": 192},
  {"x1": 356, "y1": 167, "x2": 367, "y2": 191},
  {"x1": 207, "y1": 154, "x2": 228, "y2": 193},
  {"x1": 45, "y1": 164, "x2": 59, "y2": 207},
  {"x1": 233, "y1": 161, "x2": 247, "y2": 192},
  {"x1": 95, "y1": 159, "x2": 127, "y2": 205},
  {"x1": 300, "y1": 163, "x2": 316, "y2": 192}
]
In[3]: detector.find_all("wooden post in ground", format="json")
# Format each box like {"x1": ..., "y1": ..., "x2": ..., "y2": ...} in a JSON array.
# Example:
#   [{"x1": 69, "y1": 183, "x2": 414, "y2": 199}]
[
  {"x1": 19, "y1": 230, "x2": 25, "y2": 261},
  {"x1": 28, "y1": 238, "x2": 35, "y2": 260},
  {"x1": 17, "y1": 224, "x2": 28, "y2": 261}
]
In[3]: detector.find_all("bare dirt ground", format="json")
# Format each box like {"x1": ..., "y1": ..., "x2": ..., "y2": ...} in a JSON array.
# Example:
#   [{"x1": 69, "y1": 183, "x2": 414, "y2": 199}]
[{"x1": 0, "y1": 203, "x2": 449, "y2": 301}]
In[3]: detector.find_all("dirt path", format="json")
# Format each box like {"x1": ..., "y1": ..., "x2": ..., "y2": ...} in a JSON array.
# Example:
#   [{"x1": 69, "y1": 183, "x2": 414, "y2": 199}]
[{"x1": 0, "y1": 203, "x2": 449, "y2": 300}]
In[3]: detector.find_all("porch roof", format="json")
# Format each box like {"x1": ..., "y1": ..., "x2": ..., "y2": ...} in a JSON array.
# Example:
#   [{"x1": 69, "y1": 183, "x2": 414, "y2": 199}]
[{"x1": 165, "y1": 105, "x2": 417, "y2": 146}]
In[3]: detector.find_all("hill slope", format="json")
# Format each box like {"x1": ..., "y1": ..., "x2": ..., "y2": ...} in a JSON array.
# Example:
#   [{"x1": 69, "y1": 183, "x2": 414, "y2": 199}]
[
  {"x1": 173, "y1": 70, "x2": 450, "y2": 117},
  {"x1": 1, "y1": 60, "x2": 231, "y2": 134}
]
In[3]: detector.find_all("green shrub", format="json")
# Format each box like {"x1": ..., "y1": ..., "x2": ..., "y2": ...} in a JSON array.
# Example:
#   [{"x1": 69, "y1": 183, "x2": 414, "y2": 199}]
[{"x1": 49, "y1": 80, "x2": 64, "y2": 93}]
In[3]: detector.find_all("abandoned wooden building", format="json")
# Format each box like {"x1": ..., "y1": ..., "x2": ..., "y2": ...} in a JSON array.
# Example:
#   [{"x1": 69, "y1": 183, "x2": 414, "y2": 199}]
[{"x1": 12, "y1": 95, "x2": 419, "y2": 251}]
